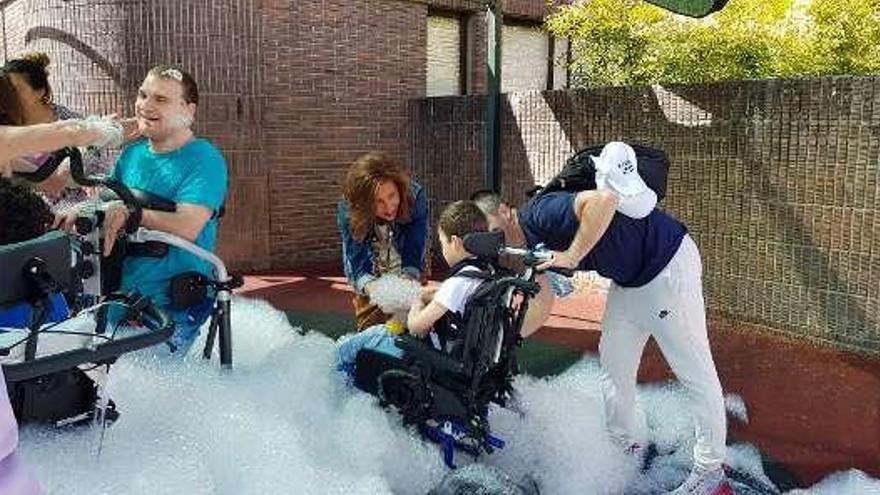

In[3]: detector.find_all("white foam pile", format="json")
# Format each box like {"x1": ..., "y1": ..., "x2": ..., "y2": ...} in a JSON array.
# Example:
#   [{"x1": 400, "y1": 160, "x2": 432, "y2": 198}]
[
  {"x1": 368, "y1": 275, "x2": 423, "y2": 315},
  {"x1": 16, "y1": 297, "x2": 880, "y2": 494}
]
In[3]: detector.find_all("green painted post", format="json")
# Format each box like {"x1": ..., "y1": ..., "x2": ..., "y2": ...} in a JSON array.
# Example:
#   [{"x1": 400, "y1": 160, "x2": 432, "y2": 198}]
[{"x1": 484, "y1": 0, "x2": 502, "y2": 193}]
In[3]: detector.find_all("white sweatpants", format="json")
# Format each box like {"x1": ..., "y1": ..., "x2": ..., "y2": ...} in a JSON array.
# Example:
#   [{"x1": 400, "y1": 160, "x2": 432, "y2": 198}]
[{"x1": 598, "y1": 234, "x2": 726, "y2": 471}]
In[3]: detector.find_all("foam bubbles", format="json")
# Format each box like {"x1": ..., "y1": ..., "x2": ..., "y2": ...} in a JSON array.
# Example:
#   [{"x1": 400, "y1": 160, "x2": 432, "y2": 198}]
[
  {"x1": 787, "y1": 470, "x2": 880, "y2": 495},
  {"x1": 14, "y1": 297, "x2": 880, "y2": 494},
  {"x1": 368, "y1": 275, "x2": 422, "y2": 315},
  {"x1": 81, "y1": 115, "x2": 124, "y2": 149}
]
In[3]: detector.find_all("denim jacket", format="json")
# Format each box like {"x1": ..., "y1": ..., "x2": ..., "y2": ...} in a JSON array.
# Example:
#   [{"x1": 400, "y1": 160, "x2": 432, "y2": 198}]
[{"x1": 336, "y1": 181, "x2": 430, "y2": 294}]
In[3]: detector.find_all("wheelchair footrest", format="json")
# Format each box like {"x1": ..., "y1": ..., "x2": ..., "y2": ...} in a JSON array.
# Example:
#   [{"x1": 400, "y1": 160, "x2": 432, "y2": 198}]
[{"x1": 420, "y1": 418, "x2": 505, "y2": 469}]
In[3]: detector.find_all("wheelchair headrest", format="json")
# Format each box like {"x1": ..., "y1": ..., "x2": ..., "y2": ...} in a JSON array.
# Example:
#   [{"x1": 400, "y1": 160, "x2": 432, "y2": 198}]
[
  {"x1": 462, "y1": 230, "x2": 504, "y2": 260},
  {"x1": 0, "y1": 231, "x2": 72, "y2": 306}
]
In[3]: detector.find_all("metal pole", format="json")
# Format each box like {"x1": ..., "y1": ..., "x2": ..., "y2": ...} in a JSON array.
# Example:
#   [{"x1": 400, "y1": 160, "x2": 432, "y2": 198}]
[{"x1": 484, "y1": 1, "x2": 502, "y2": 193}]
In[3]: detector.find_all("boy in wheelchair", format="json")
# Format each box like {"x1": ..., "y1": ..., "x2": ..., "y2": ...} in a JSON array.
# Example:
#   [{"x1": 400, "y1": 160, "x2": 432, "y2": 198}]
[{"x1": 337, "y1": 200, "x2": 554, "y2": 467}]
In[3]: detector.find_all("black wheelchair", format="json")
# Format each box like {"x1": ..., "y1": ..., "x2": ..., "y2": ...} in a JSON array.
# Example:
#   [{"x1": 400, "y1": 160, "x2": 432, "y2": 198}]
[
  {"x1": 3, "y1": 147, "x2": 242, "y2": 427},
  {"x1": 347, "y1": 230, "x2": 568, "y2": 468}
]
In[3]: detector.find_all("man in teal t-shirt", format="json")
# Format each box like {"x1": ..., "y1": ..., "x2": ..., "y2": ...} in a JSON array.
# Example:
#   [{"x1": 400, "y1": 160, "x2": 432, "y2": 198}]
[{"x1": 98, "y1": 65, "x2": 228, "y2": 354}]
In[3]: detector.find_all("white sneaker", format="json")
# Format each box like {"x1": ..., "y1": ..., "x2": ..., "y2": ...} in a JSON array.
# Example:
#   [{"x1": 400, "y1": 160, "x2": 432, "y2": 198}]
[{"x1": 668, "y1": 466, "x2": 733, "y2": 495}]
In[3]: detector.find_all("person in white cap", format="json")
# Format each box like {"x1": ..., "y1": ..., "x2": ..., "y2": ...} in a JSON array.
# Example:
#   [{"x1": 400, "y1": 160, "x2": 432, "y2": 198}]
[
  {"x1": 471, "y1": 141, "x2": 731, "y2": 495},
  {"x1": 592, "y1": 141, "x2": 658, "y2": 218}
]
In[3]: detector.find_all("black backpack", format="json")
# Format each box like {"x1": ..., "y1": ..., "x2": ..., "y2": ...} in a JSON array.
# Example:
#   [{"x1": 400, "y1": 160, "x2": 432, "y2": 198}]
[{"x1": 529, "y1": 143, "x2": 670, "y2": 201}]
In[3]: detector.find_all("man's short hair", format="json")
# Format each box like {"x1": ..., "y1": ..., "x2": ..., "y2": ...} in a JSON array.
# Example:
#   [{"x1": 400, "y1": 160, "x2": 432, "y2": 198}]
[
  {"x1": 0, "y1": 179, "x2": 53, "y2": 245},
  {"x1": 470, "y1": 189, "x2": 503, "y2": 216},
  {"x1": 438, "y1": 200, "x2": 488, "y2": 239},
  {"x1": 148, "y1": 64, "x2": 199, "y2": 105}
]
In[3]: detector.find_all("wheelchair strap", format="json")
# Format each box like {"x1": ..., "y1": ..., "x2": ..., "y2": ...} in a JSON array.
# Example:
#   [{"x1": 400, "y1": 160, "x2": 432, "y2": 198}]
[
  {"x1": 126, "y1": 240, "x2": 169, "y2": 258},
  {"x1": 431, "y1": 258, "x2": 495, "y2": 355}
]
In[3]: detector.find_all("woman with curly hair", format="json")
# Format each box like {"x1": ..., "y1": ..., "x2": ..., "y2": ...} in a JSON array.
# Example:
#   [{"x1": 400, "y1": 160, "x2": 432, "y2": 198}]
[
  {"x1": 5, "y1": 52, "x2": 114, "y2": 210},
  {"x1": 1, "y1": 69, "x2": 120, "y2": 179},
  {"x1": 336, "y1": 152, "x2": 430, "y2": 330}
]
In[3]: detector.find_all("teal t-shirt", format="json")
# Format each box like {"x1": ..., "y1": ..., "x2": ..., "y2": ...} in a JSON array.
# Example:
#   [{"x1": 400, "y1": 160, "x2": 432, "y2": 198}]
[{"x1": 113, "y1": 138, "x2": 228, "y2": 309}]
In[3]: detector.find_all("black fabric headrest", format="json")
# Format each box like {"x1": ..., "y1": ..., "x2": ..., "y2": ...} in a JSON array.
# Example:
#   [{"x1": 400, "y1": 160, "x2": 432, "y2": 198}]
[{"x1": 462, "y1": 230, "x2": 505, "y2": 260}]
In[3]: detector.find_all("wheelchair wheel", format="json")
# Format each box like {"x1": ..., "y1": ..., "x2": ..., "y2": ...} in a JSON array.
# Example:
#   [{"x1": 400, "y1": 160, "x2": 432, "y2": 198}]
[{"x1": 376, "y1": 368, "x2": 430, "y2": 423}]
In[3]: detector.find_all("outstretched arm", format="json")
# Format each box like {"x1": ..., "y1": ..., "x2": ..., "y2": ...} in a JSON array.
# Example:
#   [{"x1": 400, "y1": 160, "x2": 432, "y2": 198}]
[
  {"x1": 537, "y1": 189, "x2": 618, "y2": 271},
  {"x1": 0, "y1": 121, "x2": 101, "y2": 161}
]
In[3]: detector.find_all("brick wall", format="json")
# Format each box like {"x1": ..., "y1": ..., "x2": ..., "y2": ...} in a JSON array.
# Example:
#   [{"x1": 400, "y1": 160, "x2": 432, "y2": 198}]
[
  {"x1": 2, "y1": 0, "x2": 547, "y2": 272},
  {"x1": 410, "y1": 78, "x2": 880, "y2": 356},
  {"x1": 260, "y1": 0, "x2": 427, "y2": 267}
]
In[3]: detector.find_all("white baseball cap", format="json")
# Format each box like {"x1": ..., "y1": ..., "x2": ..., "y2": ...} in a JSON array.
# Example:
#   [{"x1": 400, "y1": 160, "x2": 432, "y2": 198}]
[
  {"x1": 590, "y1": 141, "x2": 649, "y2": 198},
  {"x1": 591, "y1": 141, "x2": 657, "y2": 218}
]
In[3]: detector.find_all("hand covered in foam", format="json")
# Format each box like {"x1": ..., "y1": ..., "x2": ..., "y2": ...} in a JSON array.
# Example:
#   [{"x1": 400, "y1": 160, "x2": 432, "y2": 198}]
[
  {"x1": 75, "y1": 115, "x2": 125, "y2": 149},
  {"x1": 368, "y1": 274, "x2": 423, "y2": 315}
]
